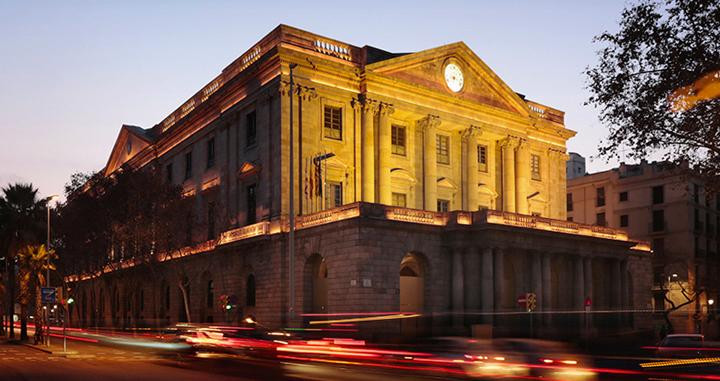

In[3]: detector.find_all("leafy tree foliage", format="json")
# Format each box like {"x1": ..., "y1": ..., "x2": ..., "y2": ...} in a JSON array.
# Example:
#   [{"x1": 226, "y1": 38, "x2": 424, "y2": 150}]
[{"x1": 586, "y1": 0, "x2": 720, "y2": 189}]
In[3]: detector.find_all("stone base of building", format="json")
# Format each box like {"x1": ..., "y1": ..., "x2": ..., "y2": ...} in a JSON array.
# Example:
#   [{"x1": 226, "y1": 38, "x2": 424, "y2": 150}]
[{"x1": 68, "y1": 203, "x2": 653, "y2": 339}]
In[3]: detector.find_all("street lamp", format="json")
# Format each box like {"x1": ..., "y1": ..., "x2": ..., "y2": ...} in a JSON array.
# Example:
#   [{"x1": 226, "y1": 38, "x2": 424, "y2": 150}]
[
  {"x1": 709, "y1": 299, "x2": 715, "y2": 306},
  {"x1": 45, "y1": 194, "x2": 59, "y2": 347}
]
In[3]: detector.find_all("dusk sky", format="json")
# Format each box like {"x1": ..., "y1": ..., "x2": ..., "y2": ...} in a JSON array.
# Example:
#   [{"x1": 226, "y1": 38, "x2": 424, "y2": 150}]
[{"x1": 1, "y1": 0, "x2": 630, "y2": 199}]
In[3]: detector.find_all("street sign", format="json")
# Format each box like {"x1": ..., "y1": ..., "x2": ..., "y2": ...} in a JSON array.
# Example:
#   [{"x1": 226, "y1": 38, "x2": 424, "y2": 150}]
[
  {"x1": 41, "y1": 287, "x2": 56, "y2": 304},
  {"x1": 517, "y1": 292, "x2": 537, "y2": 312}
]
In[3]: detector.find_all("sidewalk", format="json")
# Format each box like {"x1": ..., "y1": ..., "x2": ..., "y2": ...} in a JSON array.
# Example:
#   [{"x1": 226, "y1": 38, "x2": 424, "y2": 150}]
[{"x1": 1, "y1": 336, "x2": 88, "y2": 357}]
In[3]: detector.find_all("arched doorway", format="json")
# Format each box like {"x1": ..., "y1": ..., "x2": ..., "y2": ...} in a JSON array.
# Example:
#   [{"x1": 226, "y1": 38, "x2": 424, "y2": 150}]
[
  {"x1": 303, "y1": 254, "x2": 328, "y2": 314},
  {"x1": 400, "y1": 253, "x2": 425, "y2": 336}
]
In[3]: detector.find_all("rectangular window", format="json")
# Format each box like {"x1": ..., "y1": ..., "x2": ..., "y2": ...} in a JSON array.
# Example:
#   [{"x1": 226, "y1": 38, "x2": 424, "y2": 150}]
[
  {"x1": 596, "y1": 187, "x2": 605, "y2": 207},
  {"x1": 620, "y1": 214, "x2": 629, "y2": 227},
  {"x1": 652, "y1": 238, "x2": 665, "y2": 257},
  {"x1": 166, "y1": 163, "x2": 173, "y2": 184},
  {"x1": 437, "y1": 199, "x2": 450, "y2": 212},
  {"x1": 596, "y1": 212, "x2": 606, "y2": 226},
  {"x1": 246, "y1": 184, "x2": 256, "y2": 225},
  {"x1": 652, "y1": 185, "x2": 664, "y2": 204},
  {"x1": 325, "y1": 181, "x2": 343, "y2": 209},
  {"x1": 694, "y1": 183, "x2": 700, "y2": 204},
  {"x1": 531, "y1": 154, "x2": 541, "y2": 180},
  {"x1": 246, "y1": 111, "x2": 257, "y2": 147},
  {"x1": 436, "y1": 135, "x2": 450, "y2": 164},
  {"x1": 567, "y1": 193, "x2": 573, "y2": 212},
  {"x1": 391, "y1": 125, "x2": 406, "y2": 156},
  {"x1": 392, "y1": 192, "x2": 407, "y2": 208},
  {"x1": 477, "y1": 145, "x2": 488, "y2": 172},
  {"x1": 652, "y1": 209, "x2": 665, "y2": 232},
  {"x1": 619, "y1": 191, "x2": 628, "y2": 202},
  {"x1": 206, "y1": 137, "x2": 215, "y2": 169},
  {"x1": 207, "y1": 201, "x2": 215, "y2": 240},
  {"x1": 323, "y1": 105, "x2": 342, "y2": 140},
  {"x1": 184, "y1": 151, "x2": 193, "y2": 180}
]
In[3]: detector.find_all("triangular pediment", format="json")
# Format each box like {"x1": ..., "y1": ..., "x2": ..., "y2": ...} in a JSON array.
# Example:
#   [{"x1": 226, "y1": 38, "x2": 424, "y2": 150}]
[
  {"x1": 104, "y1": 125, "x2": 154, "y2": 176},
  {"x1": 367, "y1": 42, "x2": 531, "y2": 117}
]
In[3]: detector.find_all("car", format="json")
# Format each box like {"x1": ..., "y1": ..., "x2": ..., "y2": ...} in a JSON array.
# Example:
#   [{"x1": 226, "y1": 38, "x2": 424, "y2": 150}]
[
  {"x1": 656, "y1": 334, "x2": 705, "y2": 358},
  {"x1": 494, "y1": 338, "x2": 597, "y2": 381},
  {"x1": 183, "y1": 325, "x2": 292, "y2": 359}
]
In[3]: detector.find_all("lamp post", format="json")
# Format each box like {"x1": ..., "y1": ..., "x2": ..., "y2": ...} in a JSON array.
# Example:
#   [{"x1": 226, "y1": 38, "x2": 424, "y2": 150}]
[{"x1": 45, "y1": 194, "x2": 59, "y2": 347}]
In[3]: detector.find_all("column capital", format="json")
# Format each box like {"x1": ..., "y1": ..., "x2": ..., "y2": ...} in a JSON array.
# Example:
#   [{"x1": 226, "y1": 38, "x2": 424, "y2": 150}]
[
  {"x1": 517, "y1": 138, "x2": 529, "y2": 151},
  {"x1": 297, "y1": 85, "x2": 318, "y2": 101},
  {"x1": 417, "y1": 114, "x2": 441, "y2": 132},
  {"x1": 378, "y1": 102, "x2": 395, "y2": 116},
  {"x1": 461, "y1": 125, "x2": 482, "y2": 141},
  {"x1": 499, "y1": 136, "x2": 520, "y2": 149}
]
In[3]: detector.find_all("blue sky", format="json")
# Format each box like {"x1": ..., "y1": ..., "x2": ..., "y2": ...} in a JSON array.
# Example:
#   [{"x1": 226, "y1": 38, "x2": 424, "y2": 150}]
[{"x1": 0, "y1": 0, "x2": 629, "y2": 198}]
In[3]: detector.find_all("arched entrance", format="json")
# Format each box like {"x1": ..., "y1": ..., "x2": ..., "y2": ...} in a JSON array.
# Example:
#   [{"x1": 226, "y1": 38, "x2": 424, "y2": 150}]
[
  {"x1": 303, "y1": 254, "x2": 328, "y2": 314},
  {"x1": 399, "y1": 253, "x2": 425, "y2": 336}
]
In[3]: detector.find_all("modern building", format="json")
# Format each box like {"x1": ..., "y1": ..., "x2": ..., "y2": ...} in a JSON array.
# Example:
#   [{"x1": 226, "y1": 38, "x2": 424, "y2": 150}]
[
  {"x1": 68, "y1": 25, "x2": 651, "y2": 338},
  {"x1": 567, "y1": 160, "x2": 719, "y2": 336}
]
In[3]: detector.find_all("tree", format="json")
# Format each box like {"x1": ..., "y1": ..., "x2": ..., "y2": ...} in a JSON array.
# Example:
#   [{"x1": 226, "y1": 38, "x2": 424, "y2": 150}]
[
  {"x1": 17, "y1": 244, "x2": 56, "y2": 344},
  {"x1": 586, "y1": 0, "x2": 720, "y2": 190},
  {"x1": 0, "y1": 183, "x2": 48, "y2": 340}
]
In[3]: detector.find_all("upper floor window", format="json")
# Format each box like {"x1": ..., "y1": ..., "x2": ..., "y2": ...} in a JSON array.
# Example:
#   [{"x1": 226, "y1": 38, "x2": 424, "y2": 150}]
[
  {"x1": 652, "y1": 185, "x2": 664, "y2": 204},
  {"x1": 596, "y1": 212, "x2": 606, "y2": 226},
  {"x1": 247, "y1": 184, "x2": 257, "y2": 225},
  {"x1": 596, "y1": 187, "x2": 605, "y2": 207},
  {"x1": 566, "y1": 193, "x2": 573, "y2": 212},
  {"x1": 323, "y1": 105, "x2": 342, "y2": 140},
  {"x1": 531, "y1": 154, "x2": 541, "y2": 180},
  {"x1": 693, "y1": 183, "x2": 701, "y2": 204},
  {"x1": 326, "y1": 181, "x2": 343, "y2": 209},
  {"x1": 391, "y1": 125, "x2": 406, "y2": 156},
  {"x1": 619, "y1": 191, "x2": 628, "y2": 202},
  {"x1": 477, "y1": 145, "x2": 488, "y2": 172},
  {"x1": 436, "y1": 135, "x2": 450, "y2": 164},
  {"x1": 166, "y1": 163, "x2": 173, "y2": 184},
  {"x1": 184, "y1": 151, "x2": 193, "y2": 180},
  {"x1": 652, "y1": 209, "x2": 665, "y2": 232},
  {"x1": 246, "y1": 111, "x2": 257, "y2": 147},
  {"x1": 620, "y1": 214, "x2": 629, "y2": 227},
  {"x1": 392, "y1": 192, "x2": 407, "y2": 208},
  {"x1": 206, "y1": 137, "x2": 215, "y2": 169},
  {"x1": 437, "y1": 199, "x2": 450, "y2": 212}
]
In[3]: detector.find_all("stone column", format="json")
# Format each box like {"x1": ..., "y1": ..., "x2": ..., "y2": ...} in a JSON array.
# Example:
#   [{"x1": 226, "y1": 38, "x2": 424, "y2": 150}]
[
  {"x1": 500, "y1": 137, "x2": 518, "y2": 213},
  {"x1": 360, "y1": 98, "x2": 378, "y2": 203},
  {"x1": 494, "y1": 248, "x2": 505, "y2": 311},
  {"x1": 452, "y1": 247, "x2": 464, "y2": 325},
  {"x1": 611, "y1": 259, "x2": 622, "y2": 309},
  {"x1": 481, "y1": 247, "x2": 494, "y2": 324},
  {"x1": 377, "y1": 103, "x2": 394, "y2": 205},
  {"x1": 542, "y1": 253, "x2": 553, "y2": 311},
  {"x1": 583, "y1": 258, "x2": 593, "y2": 308},
  {"x1": 462, "y1": 126, "x2": 481, "y2": 211},
  {"x1": 531, "y1": 251, "x2": 543, "y2": 310},
  {"x1": 465, "y1": 247, "x2": 481, "y2": 312},
  {"x1": 515, "y1": 139, "x2": 530, "y2": 215},
  {"x1": 418, "y1": 115, "x2": 440, "y2": 211},
  {"x1": 575, "y1": 257, "x2": 585, "y2": 309}
]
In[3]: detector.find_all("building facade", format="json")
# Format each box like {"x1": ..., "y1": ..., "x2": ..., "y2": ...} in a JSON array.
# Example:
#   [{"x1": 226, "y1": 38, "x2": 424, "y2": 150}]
[
  {"x1": 69, "y1": 25, "x2": 651, "y2": 337},
  {"x1": 568, "y1": 161, "x2": 719, "y2": 336}
]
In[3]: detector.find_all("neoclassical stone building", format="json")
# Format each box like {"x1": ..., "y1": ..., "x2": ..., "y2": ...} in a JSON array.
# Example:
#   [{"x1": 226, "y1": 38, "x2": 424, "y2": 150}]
[{"x1": 69, "y1": 25, "x2": 652, "y2": 337}]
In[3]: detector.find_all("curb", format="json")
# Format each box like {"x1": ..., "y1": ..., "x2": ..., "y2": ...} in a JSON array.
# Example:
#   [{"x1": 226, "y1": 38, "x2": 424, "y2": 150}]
[{"x1": 22, "y1": 343, "x2": 54, "y2": 354}]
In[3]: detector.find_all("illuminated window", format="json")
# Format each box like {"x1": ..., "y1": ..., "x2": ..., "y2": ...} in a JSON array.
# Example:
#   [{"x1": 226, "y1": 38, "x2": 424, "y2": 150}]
[
  {"x1": 391, "y1": 125, "x2": 406, "y2": 156},
  {"x1": 477, "y1": 145, "x2": 488, "y2": 172},
  {"x1": 246, "y1": 111, "x2": 257, "y2": 147},
  {"x1": 436, "y1": 135, "x2": 450, "y2": 164},
  {"x1": 323, "y1": 105, "x2": 342, "y2": 140},
  {"x1": 531, "y1": 154, "x2": 541, "y2": 180},
  {"x1": 326, "y1": 181, "x2": 343, "y2": 208},
  {"x1": 392, "y1": 192, "x2": 407, "y2": 208},
  {"x1": 437, "y1": 199, "x2": 450, "y2": 212}
]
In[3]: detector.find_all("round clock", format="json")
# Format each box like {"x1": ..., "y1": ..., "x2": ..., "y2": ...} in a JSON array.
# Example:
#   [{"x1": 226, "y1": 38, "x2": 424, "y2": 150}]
[{"x1": 444, "y1": 62, "x2": 464, "y2": 92}]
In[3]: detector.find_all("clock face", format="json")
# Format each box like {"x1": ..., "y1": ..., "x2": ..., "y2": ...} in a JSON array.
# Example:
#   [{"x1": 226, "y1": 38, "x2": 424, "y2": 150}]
[{"x1": 444, "y1": 63, "x2": 464, "y2": 92}]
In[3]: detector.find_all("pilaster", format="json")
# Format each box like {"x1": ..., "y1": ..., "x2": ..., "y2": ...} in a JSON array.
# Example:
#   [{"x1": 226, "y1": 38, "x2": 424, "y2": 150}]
[
  {"x1": 377, "y1": 102, "x2": 394, "y2": 206},
  {"x1": 418, "y1": 115, "x2": 441, "y2": 210}
]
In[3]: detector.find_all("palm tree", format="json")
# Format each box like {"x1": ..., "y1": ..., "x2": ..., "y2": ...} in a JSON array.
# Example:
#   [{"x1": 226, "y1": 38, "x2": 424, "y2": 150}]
[
  {"x1": 17, "y1": 244, "x2": 56, "y2": 343},
  {"x1": 0, "y1": 183, "x2": 48, "y2": 340}
]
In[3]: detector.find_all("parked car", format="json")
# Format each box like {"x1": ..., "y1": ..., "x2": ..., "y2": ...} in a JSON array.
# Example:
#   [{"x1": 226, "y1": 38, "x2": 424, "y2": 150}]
[{"x1": 656, "y1": 334, "x2": 705, "y2": 358}]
